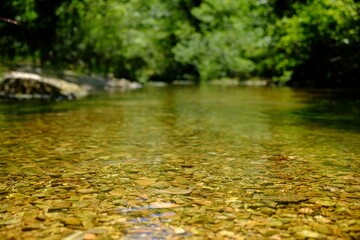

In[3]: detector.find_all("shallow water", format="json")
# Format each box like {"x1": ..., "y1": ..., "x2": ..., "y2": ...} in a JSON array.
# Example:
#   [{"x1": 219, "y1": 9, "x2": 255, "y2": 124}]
[{"x1": 0, "y1": 86, "x2": 359, "y2": 239}]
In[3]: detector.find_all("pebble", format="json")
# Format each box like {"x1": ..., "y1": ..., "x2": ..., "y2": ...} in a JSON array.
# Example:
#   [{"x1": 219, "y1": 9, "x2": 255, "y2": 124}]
[
  {"x1": 83, "y1": 233, "x2": 97, "y2": 240},
  {"x1": 298, "y1": 207, "x2": 314, "y2": 214},
  {"x1": 77, "y1": 189, "x2": 98, "y2": 194},
  {"x1": 0, "y1": 219, "x2": 20, "y2": 226},
  {"x1": 260, "y1": 207, "x2": 276, "y2": 215},
  {"x1": 294, "y1": 230, "x2": 323, "y2": 239},
  {"x1": 72, "y1": 201, "x2": 92, "y2": 208},
  {"x1": 1, "y1": 145, "x2": 359, "y2": 240},
  {"x1": 309, "y1": 198, "x2": 336, "y2": 207},
  {"x1": 63, "y1": 217, "x2": 82, "y2": 226},
  {"x1": 267, "y1": 221, "x2": 284, "y2": 228},
  {"x1": 312, "y1": 224, "x2": 332, "y2": 235}
]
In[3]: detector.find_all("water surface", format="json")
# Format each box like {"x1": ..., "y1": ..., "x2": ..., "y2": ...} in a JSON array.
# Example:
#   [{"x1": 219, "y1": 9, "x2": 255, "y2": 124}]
[{"x1": 0, "y1": 86, "x2": 359, "y2": 239}]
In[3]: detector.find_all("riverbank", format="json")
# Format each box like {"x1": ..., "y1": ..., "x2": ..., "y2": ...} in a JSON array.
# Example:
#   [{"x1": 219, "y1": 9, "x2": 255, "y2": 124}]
[{"x1": 0, "y1": 66, "x2": 142, "y2": 100}]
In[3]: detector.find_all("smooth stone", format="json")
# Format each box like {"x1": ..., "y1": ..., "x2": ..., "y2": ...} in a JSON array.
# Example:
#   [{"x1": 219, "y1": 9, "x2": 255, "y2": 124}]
[
  {"x1": 312, "y1": 224, "x2": 332, "y2": 235},
  {"x1": 260, "y1": 207, "x2": 276, "y2": 215},
  {"x1": 0, "y1": 219, "x2": 19, "y2": 225},
  {"x1": 109, "y1": 189, "x2": 124, "y2": 196},
  {"x1": 346, "y1": 186, "x2": 359, "y2": 193},
  {"x1": 49, "y1": 202, "x2": 72, "y2": 210},
  {"x1": 263, "y1": 195, "x2": 308, "y2": 203},
  {"x1": 63, "y1": 231, "x2": 84, "y2": 240},
  {"x1": 294, "y1": 230, "x2": 322, "y2": 239},
  {"x1": 72, "y1": 201, "x2": 92, "y2": 208},
  {"x1": 335, "y1": 206, "x2": 351, "y2": 215},
  {"x1": 267, "y1": 221, "x2": 284, "y2": 228},
  {"x1": 298, "y1": 208, "x2": 314, "y2": 214},
  {"x1": 309, "y1": 198, "x2": 336, "y2": 207},
  {"x1": 77, "y1": 189, "x2": 98, "y2": 194},
  {"x1": 63, "y1": 217, "x2": 82, "y2": 226}
]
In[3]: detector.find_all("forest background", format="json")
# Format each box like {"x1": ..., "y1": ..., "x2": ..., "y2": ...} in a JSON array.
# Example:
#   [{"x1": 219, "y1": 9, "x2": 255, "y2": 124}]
[{"x1": 0, "y1": 0, "x2": 359, "y2": 87}]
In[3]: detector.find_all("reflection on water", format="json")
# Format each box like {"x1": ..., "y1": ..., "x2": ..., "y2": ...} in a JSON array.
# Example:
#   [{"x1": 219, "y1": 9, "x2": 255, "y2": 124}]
[{"x1": 0, "y1": 86, "x2": 359, "y2": 239}]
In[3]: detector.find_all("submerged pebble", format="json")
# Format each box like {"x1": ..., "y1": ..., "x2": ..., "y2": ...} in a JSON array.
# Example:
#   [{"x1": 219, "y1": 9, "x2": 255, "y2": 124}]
[{"x1": 0, "y1": 87, "x2": 359, "y2": 239}]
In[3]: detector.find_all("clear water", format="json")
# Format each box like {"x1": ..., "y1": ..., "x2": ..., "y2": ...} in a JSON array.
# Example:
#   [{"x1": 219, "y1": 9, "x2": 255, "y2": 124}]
[{"x1": 0, "y1": 85, "x2": 359, "y2": 239}]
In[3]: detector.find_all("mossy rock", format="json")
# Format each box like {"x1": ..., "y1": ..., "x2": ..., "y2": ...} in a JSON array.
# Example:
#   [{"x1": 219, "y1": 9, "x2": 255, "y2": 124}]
[{"x1": 0, "y1": 71, "x2": 88, "y2": 100}]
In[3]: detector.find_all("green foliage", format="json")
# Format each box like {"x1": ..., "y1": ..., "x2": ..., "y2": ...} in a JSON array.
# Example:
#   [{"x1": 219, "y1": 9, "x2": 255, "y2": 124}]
[
  {"x1": 269, "y1": 0, "x2": 360, "y2": 85},
  {"x1": 173, "y1": 0, "x2": 270, "y2": 80},
  {"x1": 14, "y1": 0, "x2": 38, "y2": 22},
  {"x1": 0, "y1": 0, "x2": 359, "y2": 86},
  {"x1": 0, "y1": 0, "x2": 37, "y2": 61},
  {"x1": 56, "y1": 0, "x2": 179, "y2": 82}
]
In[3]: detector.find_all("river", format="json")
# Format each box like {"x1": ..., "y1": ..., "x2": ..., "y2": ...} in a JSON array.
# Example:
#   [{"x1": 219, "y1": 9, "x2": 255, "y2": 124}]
[{"x1": 0, "y1": 85, "x2": 359, "y2": 239}]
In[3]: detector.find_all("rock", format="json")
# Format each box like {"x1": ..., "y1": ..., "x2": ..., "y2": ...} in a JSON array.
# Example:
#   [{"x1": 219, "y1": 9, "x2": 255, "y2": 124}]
[
  {"x1": 0, "y1": 71, "x2": 88, "y2": 100},
  {"x1": 105, "y1": 78, "x2": 142, "y2": 90},
  {"x1": 156, "y1": 187, "x2": 193, "y2": 195},
  {"x1": 49, "y1": 201, "x2": 72, "y2": 211},
  {"x1": 72, "y1": 201, "x2": 93, "y2": 208},
  {"x1": 63, "y1": 231, "x2": 84, "y2": 240},
  {"x1": 298, "y1": 208, "x2": 314, "y2": 214},
  {"x1": 263, "y1": 195, "x2": 308, "y2": 203},
  {"x1": 260, "y1": 207, "x2": 276, "y2": 215},
  {"x1": 309, "y1": 198, "x2": 336, "y2": 207},
  {"x1": 63, "y1": 217, "x2": 82, "y2": 226},
  {"x1": 0, "y1": 219, "x2": 20, "y2": 226},
  {"x1": 314, "y1": 215, "x2": 332, "y2": 224},
  {"x1": 335, "y1": 206, "x2": 351, "y2": 215},
  {"x1": 294, "y1": 230, "x2": 323, "y2": 239},
  {"x1": 109, "y1": 189, "x2": 124, "y2": 196},
  {"x1": 76, "y1": 189, "x2": 98, "y2": 194},
  {"x1": 149, "y1": 202, "x2": 180, "y2": 209},
  {"x1": 312, "y1": 223, "x2": 333, "y2": 235},
  {"x1": 134, "y1": 178, "x2": 156, "y2": 187},
  {"x1": 173, "y1": 227, "x2": 186, "y2": 234},
  {"x1": 258, "y1": 228, "x2": 279, "y2": 236},
  {"x1": 192, "y1": 198, "x2": 212, "y2": 206},
  {"x1": 267, "y1": 220, "x2": 284, "y2": 228},
  {"x1": 83, "y1": 233, "x2": 97, "y2": 240},
  {"x1": 218, "y1": 230, "x2": 236, "y2": 237}
]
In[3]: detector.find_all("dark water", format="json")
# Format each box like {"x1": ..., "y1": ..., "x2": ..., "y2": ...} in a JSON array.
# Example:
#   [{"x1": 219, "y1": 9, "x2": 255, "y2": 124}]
[{"x1": 0, "y1": 86, "x2": 359, "y2": 239}]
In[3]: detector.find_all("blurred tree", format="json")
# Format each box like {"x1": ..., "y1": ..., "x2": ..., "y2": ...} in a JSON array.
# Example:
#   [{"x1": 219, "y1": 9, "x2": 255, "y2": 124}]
[
  {"x1": 0, "y1": 0, "x2": 71, "y2": 64},
  {"x1": 1, "y1": 0, "x2": 359, "y2": 86},
  {"x1": 0, "y1": 0, "x2": 37, "y2": 61},
  {"x1": 55, "y1": 0, "x2": 204, "y2": 82},
  {"x1": 172, "y1": 0, "x2": 270, "y2": 81},
  {"x1": 267, "y1": 0, "x2": 360, "y2": 86}
]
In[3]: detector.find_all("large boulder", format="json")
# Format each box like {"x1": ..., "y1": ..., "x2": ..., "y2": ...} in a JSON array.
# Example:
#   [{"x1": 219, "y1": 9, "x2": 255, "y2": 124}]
[{"x1": 0, "y1": 72, "x2": 88, "y2": 100}]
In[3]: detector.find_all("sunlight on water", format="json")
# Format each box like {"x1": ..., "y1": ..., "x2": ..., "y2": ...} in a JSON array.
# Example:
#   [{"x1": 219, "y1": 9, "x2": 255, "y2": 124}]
[{"x1": 0, "y1": 86, "x2": 359, "y2": 239}]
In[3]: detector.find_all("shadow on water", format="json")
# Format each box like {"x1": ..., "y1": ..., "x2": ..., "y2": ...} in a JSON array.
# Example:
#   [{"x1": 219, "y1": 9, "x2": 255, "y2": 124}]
[
  {"x1": 290, "y1": 88, "x2": 360, "y2": 132},
  {"x1": 0, "y1": 100, "x2": 57, "y2": 114},
  {"x1": 0, "y1": 93, "x2": 126, "y2": 121}
]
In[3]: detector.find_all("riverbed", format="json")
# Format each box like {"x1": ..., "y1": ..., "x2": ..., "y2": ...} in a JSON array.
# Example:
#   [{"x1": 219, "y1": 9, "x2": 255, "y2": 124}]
[{"x1": 0, "y1": 85, "x2": 359, "y2": 239}]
